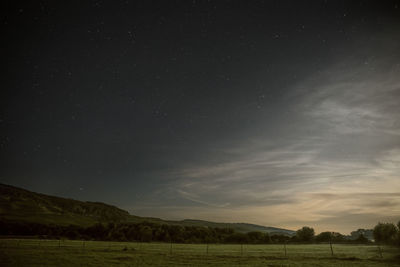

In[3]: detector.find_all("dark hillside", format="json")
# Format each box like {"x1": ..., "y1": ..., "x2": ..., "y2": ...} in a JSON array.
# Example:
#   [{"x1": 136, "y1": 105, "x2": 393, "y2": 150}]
[
  {"x1": 0, "y1": 183, "x2": 294, "y2": 235},
  {"x1": 0, "y1": 184, "x2": 129, "y2": 226}
]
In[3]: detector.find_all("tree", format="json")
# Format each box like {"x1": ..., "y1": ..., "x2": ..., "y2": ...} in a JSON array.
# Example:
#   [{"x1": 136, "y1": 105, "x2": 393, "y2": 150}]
[
  {"x1": 247, "y1": 231, "x2": 264, "y2": 244},
  {"x1": 296, "y1": 226, "x2": 315, "y2": 242},
  {"x1": 350, "y1": 229, "x2": 373, "y2": 241},
  {"x1": 397, "y1": 221, "x2": 400, "y2": 246},
  {"x1": 271, "y1": 234, "x2": 290, "y2": 243},
  {"x1": 138, "y1": 225, "x2": 152, "y2": 242},
  {"x1": 355, "y1": 234, "x2": 369, "y2": 244},
  {"x1": 168, "y1": 225, "x2": 184, "y2": 243},
  {"x1": 263, "y1": 233, "x2": 272, "y2": 244},
  {"x1": 315, "y1": 231, "x2": 332, "y2": 243},
  {"x1": 373, "y1": 222, "x2": 398, "y2": 244},
  {"x1": 109, "y1": 227, "x2": 126, "y2": 241},
  {"x1": 85, "y1": 223, "x2": 106, "y2": 240},
  {"x1": 225, "y1": 232, "x2": 249, "y2": 244},
  {"x1": 331, "y1": 232, "x2": 345, "y2": 242}
]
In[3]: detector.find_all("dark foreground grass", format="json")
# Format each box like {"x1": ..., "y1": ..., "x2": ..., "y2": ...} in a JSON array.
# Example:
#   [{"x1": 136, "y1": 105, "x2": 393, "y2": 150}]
[{"x1": 0, "y1": 239, "x2": 399, "y2": 266}]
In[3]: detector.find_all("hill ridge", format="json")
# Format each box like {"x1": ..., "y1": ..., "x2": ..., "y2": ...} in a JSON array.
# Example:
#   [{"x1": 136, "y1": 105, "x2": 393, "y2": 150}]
[{"x1": 0, "y1": 183, "x2": 294, "y2": 235}]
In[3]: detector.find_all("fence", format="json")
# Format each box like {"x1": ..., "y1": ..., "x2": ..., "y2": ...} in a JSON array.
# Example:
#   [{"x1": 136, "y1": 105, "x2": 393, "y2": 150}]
[{"x1": 0, "y1": 238, "x2": 390, "y2": 259}]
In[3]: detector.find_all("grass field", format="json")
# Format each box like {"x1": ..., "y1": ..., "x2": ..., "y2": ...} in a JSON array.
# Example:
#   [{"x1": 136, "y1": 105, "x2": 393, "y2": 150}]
[{"x1": 0, "y1": 239, "x2": 399, "y2": 266}]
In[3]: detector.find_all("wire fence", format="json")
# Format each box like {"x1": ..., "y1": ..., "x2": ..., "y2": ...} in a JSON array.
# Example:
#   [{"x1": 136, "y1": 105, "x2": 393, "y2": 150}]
[
  {"x1": 2, "y1": 239, "x2": 398, "y2": 267},
  {"x1": 0, "y1": 238, "x2": 391, "y2": 259}
]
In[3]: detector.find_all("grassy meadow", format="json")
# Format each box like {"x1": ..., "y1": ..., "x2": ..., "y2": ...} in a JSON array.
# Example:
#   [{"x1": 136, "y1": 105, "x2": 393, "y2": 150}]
[{"x1": 0, "y1": 239, "x2": 399, "y2": 266}]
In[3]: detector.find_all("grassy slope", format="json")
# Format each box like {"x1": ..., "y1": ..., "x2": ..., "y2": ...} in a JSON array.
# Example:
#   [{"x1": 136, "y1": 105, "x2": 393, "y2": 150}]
[
  {"x1": 0, "y1": 184, "x2": 129, "y2": 226},
  {"x1": 0, "y1": 183, "x2": 294, "y2": 234},
  {"x1": 0, "y1": 239, "x2": 399, "y2": 266}
]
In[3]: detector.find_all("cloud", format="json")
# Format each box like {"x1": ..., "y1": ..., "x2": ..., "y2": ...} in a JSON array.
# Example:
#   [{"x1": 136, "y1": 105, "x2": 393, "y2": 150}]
[
  {"x1": 177, "y1": 189, "x2": 231, "y2": 208},
  {"x1": 300, "y1": 74, "x2": 400, "y2": 137},
  {"x1": 126, "y1": 30, "x2": 400, "y2": 234}
]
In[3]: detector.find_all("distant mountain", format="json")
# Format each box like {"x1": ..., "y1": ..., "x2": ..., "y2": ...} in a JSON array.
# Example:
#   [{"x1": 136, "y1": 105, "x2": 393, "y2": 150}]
[
  {"x1": 0, "y1": 183, "x2": 294, "y2": 235},
  {"x1": 179, "y1": 220, "x2": 295, "y2": 235}
]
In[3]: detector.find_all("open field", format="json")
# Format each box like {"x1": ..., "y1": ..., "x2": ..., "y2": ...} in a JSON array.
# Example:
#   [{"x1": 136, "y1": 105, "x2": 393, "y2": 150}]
[{"x1": 0, "y1": 239, "x2": 399, "y2": 266}]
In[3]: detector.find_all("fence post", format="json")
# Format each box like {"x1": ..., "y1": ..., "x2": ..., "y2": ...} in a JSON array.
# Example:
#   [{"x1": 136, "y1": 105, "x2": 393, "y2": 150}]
[
  {"x1": 378, "y1": 244, "x2": 383, "y2": 258},
  {"x1": 284, "y1": 241, "x2": 287, "y2": 257},
  {"x1": 206, "y1": 242, "x2": 209, "y2": 255}
]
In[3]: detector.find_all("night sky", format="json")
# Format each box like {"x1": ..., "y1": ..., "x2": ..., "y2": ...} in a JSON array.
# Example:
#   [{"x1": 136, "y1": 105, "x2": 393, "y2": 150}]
[{"x1": 2, "y1": 0, "x2": 400, "y2": 233}]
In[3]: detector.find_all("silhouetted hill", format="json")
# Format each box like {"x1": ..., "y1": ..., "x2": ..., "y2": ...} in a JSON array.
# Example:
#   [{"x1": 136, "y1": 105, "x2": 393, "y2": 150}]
[
  {"x1": 0, "y1": 183, "x2": 129, "y2": 226},
  {"x1": 0, "y1": 183, "x2": 294, "y2": 235},
  {"x1": 179, "y1": 220, "x2": 295, "y2": 235}
]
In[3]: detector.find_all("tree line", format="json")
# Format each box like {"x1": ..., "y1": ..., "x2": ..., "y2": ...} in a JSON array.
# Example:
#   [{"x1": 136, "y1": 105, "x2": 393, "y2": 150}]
[{"x1": 0, "y1": 220, "x2": 399, "y2": 245}]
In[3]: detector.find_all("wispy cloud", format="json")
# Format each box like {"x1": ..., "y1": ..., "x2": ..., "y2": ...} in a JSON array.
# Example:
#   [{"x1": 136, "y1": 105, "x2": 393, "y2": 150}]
[
  {"x1": 176, "y1": 189, "x2": 231, "y2": 208},
  {"x1": 126, "y1": 32, "x2": 400, "y2": 234},
  {"x1": 299, "y1": 71, "x2": 400, "y2": 137}
]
